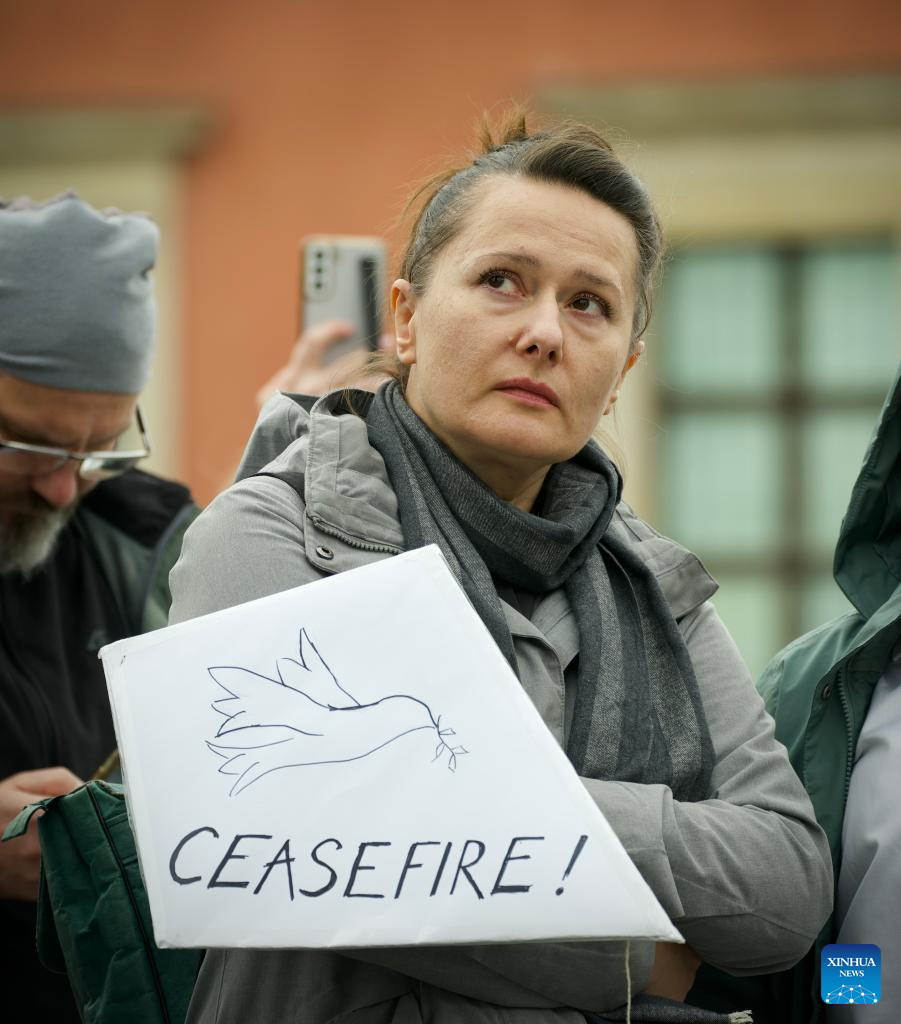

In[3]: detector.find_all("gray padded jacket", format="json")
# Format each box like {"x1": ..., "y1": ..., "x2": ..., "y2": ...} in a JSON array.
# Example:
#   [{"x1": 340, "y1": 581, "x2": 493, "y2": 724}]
[{"x1": 169, "y1": 391, "x2": 832, "y2": 1024}]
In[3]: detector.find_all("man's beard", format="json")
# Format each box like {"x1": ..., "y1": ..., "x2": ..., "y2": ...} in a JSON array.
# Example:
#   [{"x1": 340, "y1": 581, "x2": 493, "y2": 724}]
[{"x1": 0, "y1": 501, "x2": 75, "y2": 576}]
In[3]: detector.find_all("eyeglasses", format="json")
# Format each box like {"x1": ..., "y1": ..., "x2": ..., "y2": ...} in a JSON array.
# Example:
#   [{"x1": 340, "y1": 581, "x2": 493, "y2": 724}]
[{"x1": 0, "y1": 406, "x2": 152, "y2": 481}]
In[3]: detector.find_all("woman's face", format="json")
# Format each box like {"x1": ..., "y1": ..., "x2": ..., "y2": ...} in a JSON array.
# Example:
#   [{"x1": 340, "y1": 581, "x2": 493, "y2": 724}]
[{"x1": 393, "y1": 175, "x2": 642, "y2": 507}]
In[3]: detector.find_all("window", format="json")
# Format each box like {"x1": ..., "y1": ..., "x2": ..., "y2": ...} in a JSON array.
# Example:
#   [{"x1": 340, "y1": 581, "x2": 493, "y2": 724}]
[{"x1": 658, "y1": 240, "x2": 898, "y2": 676}]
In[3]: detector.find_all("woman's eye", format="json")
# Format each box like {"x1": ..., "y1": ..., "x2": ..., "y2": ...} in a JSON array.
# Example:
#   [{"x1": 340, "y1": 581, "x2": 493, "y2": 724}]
[
  {"x1": 480, "y1": 269, "x2": 517, "y2": 293},
  {"x1": 571, "y1": 293, "x2": 609, "y2": 317}
]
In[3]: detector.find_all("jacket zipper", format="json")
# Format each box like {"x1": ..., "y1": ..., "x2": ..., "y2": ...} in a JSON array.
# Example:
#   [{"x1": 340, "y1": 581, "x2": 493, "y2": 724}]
[
  {"x1": 307, "y1": 513, "x2": 401, "y2": 555},
  {"x1": 835, "y1": 666, "x2": 855, "y2": 814}
]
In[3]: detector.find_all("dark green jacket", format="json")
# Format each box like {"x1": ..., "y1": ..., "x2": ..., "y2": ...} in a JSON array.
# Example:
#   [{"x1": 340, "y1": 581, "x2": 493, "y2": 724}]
[{"x1": 690, "y1": 363, "x2": 901, "y2": 1022}]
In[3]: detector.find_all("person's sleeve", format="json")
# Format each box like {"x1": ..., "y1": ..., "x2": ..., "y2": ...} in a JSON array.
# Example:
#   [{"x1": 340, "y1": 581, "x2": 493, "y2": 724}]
[{"x1": 582, "y1": 602, "x2": 833, "y2": 975}]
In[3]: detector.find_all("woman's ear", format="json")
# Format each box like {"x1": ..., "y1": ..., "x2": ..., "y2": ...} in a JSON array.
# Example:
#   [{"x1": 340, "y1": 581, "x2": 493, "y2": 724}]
[
  {"x1": 603, "y1": 340, "x2": 644, "y2": 415},
  {"x1": 392, "y1": 280, "x2": 417, "y2": 367}
]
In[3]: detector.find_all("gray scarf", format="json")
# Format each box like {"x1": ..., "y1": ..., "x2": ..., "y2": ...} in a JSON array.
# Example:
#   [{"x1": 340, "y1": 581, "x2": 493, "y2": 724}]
[{"x1": 367, "y1": 382, "x2": 714, "y2": 802}]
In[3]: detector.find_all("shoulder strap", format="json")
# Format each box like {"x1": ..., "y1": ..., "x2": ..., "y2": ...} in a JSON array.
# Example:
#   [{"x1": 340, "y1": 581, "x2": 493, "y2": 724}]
[
  {"x1": 256, "y1": 468, "x2": 306, "y2": 500},
  {"x1": 2, "y1": 794, "x2": 58, "y2": 840}
]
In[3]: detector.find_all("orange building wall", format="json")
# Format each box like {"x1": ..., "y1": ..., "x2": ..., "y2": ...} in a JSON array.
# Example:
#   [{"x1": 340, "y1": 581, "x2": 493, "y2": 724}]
[{"x1": 2, "y1": 0, "x2": 900, "y2": 503}]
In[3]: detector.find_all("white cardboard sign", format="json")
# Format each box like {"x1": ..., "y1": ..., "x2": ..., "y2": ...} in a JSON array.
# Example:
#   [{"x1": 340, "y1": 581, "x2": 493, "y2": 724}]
[{"x1": 101, "y1": 545, "x2": 681, "y2": 948}]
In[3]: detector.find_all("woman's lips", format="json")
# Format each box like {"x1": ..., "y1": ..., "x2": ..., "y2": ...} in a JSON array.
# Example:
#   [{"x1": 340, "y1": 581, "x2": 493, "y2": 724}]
[{"x1": 496, "y1": 378, "x2": 561, "y2": 408}]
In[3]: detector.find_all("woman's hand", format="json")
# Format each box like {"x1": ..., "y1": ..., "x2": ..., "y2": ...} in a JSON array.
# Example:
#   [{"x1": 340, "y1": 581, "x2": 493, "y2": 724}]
[
  {"x1": 255, "y1": 320, "x2": 394, "y2": 408},
  {"x1": 644, "y1": 941, "x2": 701, "y2": 1001}
]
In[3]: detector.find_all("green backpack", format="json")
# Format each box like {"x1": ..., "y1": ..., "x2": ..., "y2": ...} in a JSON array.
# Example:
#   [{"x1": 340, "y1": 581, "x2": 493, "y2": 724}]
[{"x1": 3, "y1": 780, "x2": 201, "y2": 1024}]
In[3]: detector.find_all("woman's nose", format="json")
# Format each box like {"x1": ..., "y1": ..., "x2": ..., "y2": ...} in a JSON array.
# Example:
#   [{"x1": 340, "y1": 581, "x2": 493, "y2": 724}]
[
  {"x1": 515, "y1": 292, "x2": 563, "y2": 362},
  {"x1": 29, "y1": 462, "x2": 80, "y2": 510}
]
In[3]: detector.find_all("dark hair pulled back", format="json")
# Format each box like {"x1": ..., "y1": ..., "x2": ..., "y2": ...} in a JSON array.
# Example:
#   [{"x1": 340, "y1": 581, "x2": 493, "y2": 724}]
[{"x1": 400, "y1": 110, "x2": 663, "y2": 346}]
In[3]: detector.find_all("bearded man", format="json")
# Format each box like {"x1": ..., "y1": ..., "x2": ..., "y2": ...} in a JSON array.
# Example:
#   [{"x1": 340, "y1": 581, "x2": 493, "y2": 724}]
[{"x1": 0, "y1": 194, "x2": 197, "y2": 1020}]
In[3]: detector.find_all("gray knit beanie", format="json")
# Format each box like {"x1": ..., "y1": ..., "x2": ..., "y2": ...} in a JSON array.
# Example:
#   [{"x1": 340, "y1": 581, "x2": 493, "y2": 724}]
[{"x1": 0, "y1": 192, "x2": 159, "y2": 394}]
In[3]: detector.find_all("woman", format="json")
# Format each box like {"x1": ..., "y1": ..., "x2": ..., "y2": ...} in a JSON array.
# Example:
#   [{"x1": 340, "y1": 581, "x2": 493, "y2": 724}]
[{"x1": 170, "y1": 115, "x2": 832, "y2": 1024}]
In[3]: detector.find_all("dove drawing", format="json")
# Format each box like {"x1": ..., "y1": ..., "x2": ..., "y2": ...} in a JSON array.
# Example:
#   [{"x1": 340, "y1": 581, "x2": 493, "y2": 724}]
[{"x1": 206, "y1": 628, "x2": 467, "y2": 795}]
